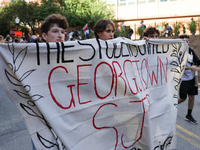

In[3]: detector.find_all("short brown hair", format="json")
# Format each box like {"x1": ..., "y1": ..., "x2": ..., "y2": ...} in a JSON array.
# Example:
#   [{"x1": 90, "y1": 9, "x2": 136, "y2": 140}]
[
  {"x1": 41, "y1": 14, "x2": 68, "y2": 35},
  {"x1": 94, "y1": 19, "x2": 116, "y2": 38},
  {"x1": 143, "y1": 26, "x2": 160, "y2": 37}
]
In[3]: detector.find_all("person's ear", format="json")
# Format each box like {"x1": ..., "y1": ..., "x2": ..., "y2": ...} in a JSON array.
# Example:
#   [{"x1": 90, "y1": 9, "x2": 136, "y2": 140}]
[
  {"x1": 97, "y1": 32, "x2": 101, "y2": 38},
  {"x1": 41, "y1": 33, "x2": 47, "y2": 41}
]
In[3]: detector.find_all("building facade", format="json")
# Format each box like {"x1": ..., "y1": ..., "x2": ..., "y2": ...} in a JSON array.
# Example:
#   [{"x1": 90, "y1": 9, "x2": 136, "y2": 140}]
[{"x1": 107, "y1": 0, "x2": 200, "y2": 39}]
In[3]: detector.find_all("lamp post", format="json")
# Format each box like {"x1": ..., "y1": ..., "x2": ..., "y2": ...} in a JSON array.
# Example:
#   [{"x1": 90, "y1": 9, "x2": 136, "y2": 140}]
[{"x1": 15, "y1": 17, "x2": 20, "y2": 31}]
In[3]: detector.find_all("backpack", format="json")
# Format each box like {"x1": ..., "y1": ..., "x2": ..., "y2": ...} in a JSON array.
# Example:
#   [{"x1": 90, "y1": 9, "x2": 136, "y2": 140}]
[{"x1": 129, "y1": 28, "x2": 133, "y2": 34}]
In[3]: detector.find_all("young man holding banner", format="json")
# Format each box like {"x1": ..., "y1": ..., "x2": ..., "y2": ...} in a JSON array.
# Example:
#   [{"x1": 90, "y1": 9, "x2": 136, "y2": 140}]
[
  {"x1": 178, "y1": 35, "x2": 200, "y2": 124},
  {"x1": 41, "y1": 14, "x2": 68, "y2": 43},
  {"x1": 31, "y1": 13, "x2": 69, "y2": 150}
]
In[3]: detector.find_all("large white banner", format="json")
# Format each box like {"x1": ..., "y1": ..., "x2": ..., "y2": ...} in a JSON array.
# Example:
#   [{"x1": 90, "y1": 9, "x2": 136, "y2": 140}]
[{"x1": 0, "y1": 38, "x2": 188, "y2": 150}]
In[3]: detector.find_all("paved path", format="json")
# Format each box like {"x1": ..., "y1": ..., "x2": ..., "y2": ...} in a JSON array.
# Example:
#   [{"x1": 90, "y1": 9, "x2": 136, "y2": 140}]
[{"x1": 0, "y1": 86, "x2": 31, "y2": 150}]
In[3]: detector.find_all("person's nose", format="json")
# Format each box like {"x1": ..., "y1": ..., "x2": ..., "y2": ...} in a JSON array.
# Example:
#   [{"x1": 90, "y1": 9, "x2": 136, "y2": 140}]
[
  {"x1": 58, "y1": 31, "x2": 63, "y2": 37},
  {"x1": 110, "y1": 32, "x2": 113, "y2": 37}
]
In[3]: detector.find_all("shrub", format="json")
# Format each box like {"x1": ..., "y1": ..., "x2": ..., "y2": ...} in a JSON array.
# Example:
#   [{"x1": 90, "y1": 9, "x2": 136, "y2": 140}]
[
  {"x1": 173, "y1": 21, "x2": 182, "y2": 36},
  {"x1": 136, "y1": 27, "x2": 145, "y2": 39},
  {"x1": 188, "y1": 18, "x2": 197, "y2": 35},
  {"x1": 115, "y1": 26, "x2": 129, "y2": 38}
]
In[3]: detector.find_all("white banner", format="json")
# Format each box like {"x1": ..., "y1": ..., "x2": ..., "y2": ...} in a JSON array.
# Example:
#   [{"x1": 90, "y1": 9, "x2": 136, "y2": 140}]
[{"x1": 0, "y1": 38, "x2": 188, "y2": 150}]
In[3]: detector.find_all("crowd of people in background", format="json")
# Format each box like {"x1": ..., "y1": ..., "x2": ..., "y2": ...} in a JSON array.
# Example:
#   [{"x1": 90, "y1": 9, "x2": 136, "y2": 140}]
[
  {"x1": 0, "y1": 34, "x2": 42, "y2": 44},
  {"x1": 0, "y1": 19, "x2": 176, "y2": 44},
  {"x1": 0, "y1": 27, "x2": 95, "y2": 44}
]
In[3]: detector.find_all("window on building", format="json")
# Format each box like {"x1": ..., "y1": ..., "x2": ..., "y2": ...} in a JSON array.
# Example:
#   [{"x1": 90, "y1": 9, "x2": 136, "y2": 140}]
[
  {"x1": 119, "y1": 0, "x2": 135, "y2": 6},
  {"x1": 106, "y1": 0, "x2": 116, "y2": 6},
  {"x1": 128, "y1": 0, "x2": 135, "y2": 5},
  {"x1": 119, "y1": 3, "x2": 126, "y2": 6},
  {"x1": 160, "y1": 0, "x2": 167, "y2": 2},
  {"x1": 108, "y1": 0, "x2": 116, "y2": 3},
  {"x1": 138, "y1": 0, "x2": 155, "y2": 4},
  {"x1": 119, "y1": 0, "x2": 126, "y2": 6},
  {"x1": 148, "y1": 0, "x2": 155, "y2": 2},
  {"x1": 138, "y1": 0, "x2": 146, "y2": 4}
]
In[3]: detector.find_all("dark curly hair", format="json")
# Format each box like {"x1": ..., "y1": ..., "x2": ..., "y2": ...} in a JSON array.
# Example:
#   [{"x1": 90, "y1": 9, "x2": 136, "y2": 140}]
[
  {"x1": 41, "y1": 14, "x2": 68, "y2": 40},
  {"x1": 142, "y1": 26, "x2": 160, "y2": 37}
]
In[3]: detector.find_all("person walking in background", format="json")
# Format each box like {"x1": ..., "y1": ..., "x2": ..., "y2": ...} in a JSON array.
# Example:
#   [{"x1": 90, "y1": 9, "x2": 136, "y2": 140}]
[
  {"x1": 128, "y1": 26, "x2": 134, "y2": 39},
  {"x1": 93, "y1": 19, "x2": 115, "y2": 41},
  {"x1": 5, "y1": 35, "x2": 12, "y2": 43},
  {"x1": 84, "y1": 27, "x2": 92, "y2": 39},
  {"x1": 73, "y1": 28, "x2": 79, "y2": 39},
  {"x1": 140, "y1": 20, "x2": 146, "y2": 29},
  {"x1": 69, "y1": 30, "x2": 74, "y2": 41},
  {"x1": 178, "y1": 35, "x2": 200, "y2": 124},
  {"x1": 166, "y1": 23, "x2": 172, "y2": 36}
]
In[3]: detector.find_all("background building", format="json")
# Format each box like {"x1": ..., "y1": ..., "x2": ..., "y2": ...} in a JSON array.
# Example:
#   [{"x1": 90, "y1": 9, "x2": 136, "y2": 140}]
[{"x1": 106, "y1": 0, "x2": 200, "y2": 39}]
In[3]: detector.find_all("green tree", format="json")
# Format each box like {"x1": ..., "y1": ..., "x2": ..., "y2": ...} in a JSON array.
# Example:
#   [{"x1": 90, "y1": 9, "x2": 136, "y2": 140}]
[
  {"x1": 115, "y1": 26, "x2": 129, "y2": 38},
  {"x1": 0, "y1": 0, "x2": 63, "y2": 37},
  {"x1": 0, "y1": 0, "x2": 114, "y2": 37},
  {"x1": 136, "y1": 27, "x2": 145, "y2": 39},
  {"x1": 35, "y1": 0, "x2": 65, "y2": 22},
  {"x1": 63, "y1": 0, "x2": 115, "y2": 28},
  {"x1": 0, "y1": 0, "x2": 40, "y2": 35}
]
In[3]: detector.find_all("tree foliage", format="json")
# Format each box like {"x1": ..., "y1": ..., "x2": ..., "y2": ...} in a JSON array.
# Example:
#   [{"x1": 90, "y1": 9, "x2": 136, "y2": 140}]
[
  {"x1": 136, "y1": 27, "x2": 145, "y2": 39},
  {"x1": 115, "y1": 26, "x2": 129, "y2": 38},
  {"x1": 0, "y1": 0, "x2": 65, "y2": 37},
  {"x1": 188, "y1": 18, "x2": 197, "y2": 35},
  {"x1": 173, "y1": 21, "x2": 182, "y2": 36},
  {"x1": 63, "y1": 0, "x2": 115, "y2": 28},
  {"x1": 35, "y1": 0, "x2": 65, "y2": 22},
  {"x1": 0, "y1": 0, "x2": 39, "y2": 36},
  {"x1": 0, "y1": 0, "x2": 115, "y2": 37}
]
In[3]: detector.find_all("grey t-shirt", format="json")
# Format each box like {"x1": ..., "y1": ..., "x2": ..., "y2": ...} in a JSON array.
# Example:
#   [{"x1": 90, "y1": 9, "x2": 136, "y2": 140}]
[{"x1": 182, "y1": 61, "x2": 194, "y2": 81}]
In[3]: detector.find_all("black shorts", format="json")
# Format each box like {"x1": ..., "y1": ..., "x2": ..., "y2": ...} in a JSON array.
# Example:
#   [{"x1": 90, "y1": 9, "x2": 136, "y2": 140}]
[{"x1": 179, "y1": 78, "x2": 198, "y2": 99}]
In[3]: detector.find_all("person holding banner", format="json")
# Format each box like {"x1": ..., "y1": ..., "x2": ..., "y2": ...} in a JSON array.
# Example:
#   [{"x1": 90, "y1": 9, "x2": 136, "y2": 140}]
[
  {"x1": 142, "y1": 26, "x2": 160, "y2": 40},
  {"x1": 178, "y1": 35, "x2": 200, "y2": 124},
  {"x1": 94, "y1": 19, "x2": 116, "y2": 41},
  {"x1": 41, "y1": 14, "x2": 68, "y2": 43},
  {"x1": 30, "y1": 13, "x2": 69, "y2": 150}
]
